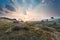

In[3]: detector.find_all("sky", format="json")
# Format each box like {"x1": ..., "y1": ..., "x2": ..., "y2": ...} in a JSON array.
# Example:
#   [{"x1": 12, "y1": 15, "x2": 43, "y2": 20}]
[{"x1": 0, "y1": 0, "x2": 60, "y2": 21}]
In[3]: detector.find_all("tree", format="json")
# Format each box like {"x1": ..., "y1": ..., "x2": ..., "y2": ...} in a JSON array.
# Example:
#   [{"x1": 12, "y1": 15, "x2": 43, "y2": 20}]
[
  {"x1": 46, "y1": 19, "x2": 48, "y2": 22},
  {"x1": 51, "y1": 17, "x2": 54, "y2": 19}
]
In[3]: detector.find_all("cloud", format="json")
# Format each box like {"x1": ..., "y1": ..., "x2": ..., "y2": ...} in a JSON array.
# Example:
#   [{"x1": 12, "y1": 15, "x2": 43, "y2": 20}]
[
  {"x1": 0, "y1": 0, "x2": 16, "y2": 16},
  {"x1": 5, "y1": 4, "x2": 15, "y2": 11},
  {"x1": 0, "y1": 0, "x2": 60, "y2": 21}
]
